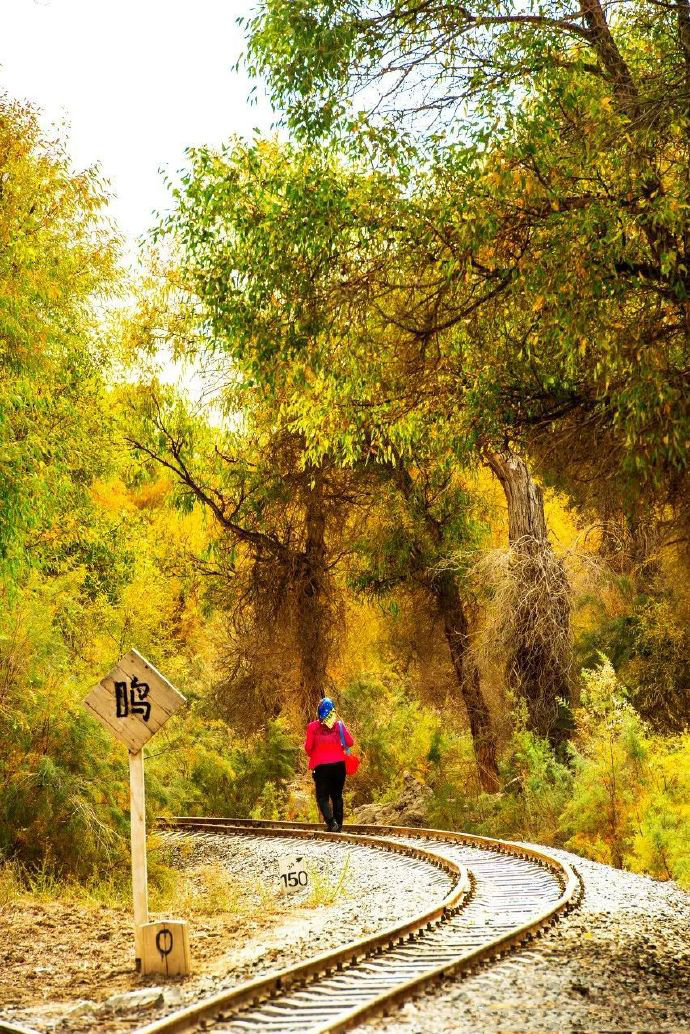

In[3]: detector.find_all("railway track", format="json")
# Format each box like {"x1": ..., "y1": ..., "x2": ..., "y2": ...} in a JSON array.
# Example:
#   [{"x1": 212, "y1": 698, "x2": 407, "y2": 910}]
[
  {"x1": 137, "y1": 817, "x2": 579, "y2": 1034},
  {"x1": 0, "y1": 1022, "x2": 44, "y2": 1034}
]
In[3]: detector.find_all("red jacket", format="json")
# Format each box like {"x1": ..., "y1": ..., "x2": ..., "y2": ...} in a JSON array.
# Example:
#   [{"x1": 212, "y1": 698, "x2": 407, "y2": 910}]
[{"x1": 305, "y1": 720, "x2": 354, "y2": 769}]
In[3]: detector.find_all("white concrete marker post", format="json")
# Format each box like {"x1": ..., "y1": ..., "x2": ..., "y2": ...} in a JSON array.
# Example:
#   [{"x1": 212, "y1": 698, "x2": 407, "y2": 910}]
[{"x1": 83, "y1": 649, "x2": 188, "y2": 974}]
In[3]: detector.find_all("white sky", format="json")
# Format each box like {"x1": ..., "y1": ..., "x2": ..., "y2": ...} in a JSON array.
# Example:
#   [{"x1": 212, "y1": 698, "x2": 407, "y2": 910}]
[{"x1": 2, "y1": 0, "x2": 274, "y2": 247}]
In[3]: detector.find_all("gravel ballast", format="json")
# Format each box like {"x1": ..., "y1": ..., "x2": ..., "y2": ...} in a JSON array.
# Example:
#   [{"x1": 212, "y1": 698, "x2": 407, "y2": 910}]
[
  {"x1": 4, "y1": 833, "x2": 688, "y2": 1033},
  {"x1": 0, "y1": 828, "x2": 452, "y2": 1033},
  {"x1": 353, "y1": 844, "x2": 690, "y2": 1033}
]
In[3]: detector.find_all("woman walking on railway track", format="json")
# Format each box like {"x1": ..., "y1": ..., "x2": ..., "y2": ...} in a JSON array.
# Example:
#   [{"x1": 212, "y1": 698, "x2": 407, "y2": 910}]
[{"x1": 305, "y1": 697, "x2": 355, "y2": 832}]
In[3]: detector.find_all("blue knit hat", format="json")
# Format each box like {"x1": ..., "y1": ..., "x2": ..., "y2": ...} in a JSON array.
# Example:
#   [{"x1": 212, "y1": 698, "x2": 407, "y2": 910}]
[{"x1": 317, "y1": 697, "x2": 334, "y2": 722}]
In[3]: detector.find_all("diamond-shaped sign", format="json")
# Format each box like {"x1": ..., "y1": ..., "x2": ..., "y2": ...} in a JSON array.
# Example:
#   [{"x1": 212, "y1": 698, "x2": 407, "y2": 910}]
[{"x1": 84, "y1": 649, "x2": 185, "y2": 752}]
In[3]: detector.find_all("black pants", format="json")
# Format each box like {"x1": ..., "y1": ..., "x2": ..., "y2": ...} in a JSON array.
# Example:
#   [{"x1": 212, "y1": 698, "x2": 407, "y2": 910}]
[{"x1": 312, "y1": 761, "x2": 346, "y2": 827}]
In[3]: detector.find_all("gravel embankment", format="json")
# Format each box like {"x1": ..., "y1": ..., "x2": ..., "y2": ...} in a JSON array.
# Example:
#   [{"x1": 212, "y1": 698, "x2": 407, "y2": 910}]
[
  {"x1": 5, "y1": 835, "x2": 688, "y2": 1034},
  {"x1": 0, "y1": 829, "x2": 452, "y2": 1033},
  {"x1": 354, "y1": 845, "x2": 690, "y2": 1033}
]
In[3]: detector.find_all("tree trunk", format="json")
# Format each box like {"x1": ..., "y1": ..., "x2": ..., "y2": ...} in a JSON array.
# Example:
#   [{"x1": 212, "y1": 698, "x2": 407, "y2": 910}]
[
  {"x1": 484, "y1": 448, "x2": 572, "y2": 749},
  {"x1": 434, "y1": 574, "x2": 500, "y2": 793},
  {"x1": 388, "y1": 458, "x2": 500, "y2": 792},
  {"x1": 296, "y1": 475, "x2": 330, "y2": 717}
]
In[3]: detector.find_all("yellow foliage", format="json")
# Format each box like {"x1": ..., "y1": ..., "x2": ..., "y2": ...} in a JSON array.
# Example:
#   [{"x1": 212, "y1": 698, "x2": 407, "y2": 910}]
[
  {"x1": 131, "y1": 478, "x2": 173, "y2": 510},
  {"x1": 90, "y1": 477, "x2": 136, "y2": 514}
]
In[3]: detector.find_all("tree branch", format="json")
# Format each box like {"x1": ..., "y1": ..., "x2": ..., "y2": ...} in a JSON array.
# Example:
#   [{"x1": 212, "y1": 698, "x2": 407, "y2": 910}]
[{"x1": 125, "y1": 435, "x2": 289, "y2": 558}]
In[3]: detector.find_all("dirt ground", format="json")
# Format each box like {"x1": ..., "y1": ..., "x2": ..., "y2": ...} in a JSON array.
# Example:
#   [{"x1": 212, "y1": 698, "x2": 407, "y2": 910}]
[
  {"x1": 1, "y1": 895, "x2": 365, "y2": 1032},
  {"x1": 0, "y1": 830, "x2": 450, "y2": 1032},
  {"x1": 0, "y1": 897, "x2": 260, "y2": 1019}
]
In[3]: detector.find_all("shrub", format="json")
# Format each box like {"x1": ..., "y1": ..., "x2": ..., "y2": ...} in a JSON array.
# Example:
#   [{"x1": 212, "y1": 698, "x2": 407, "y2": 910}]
[
  {"x1": 629, "y1": 735, "x2": 690, "y2": 889},
  {"x1": 340, "y1": 673, "x2": 440, "y2": 807},
  {"x1": 0, "y1": 582, "x2": 131, "y2": 879},
  {"x1": 148, "y1": 716, "x2": 300, "y2": 820},
  {"x1": 493, "y1": 722, "x2": 572, "y2": 844},
  {"x1": 561, "y1": 655, "x2": 648, "y2": 868}
]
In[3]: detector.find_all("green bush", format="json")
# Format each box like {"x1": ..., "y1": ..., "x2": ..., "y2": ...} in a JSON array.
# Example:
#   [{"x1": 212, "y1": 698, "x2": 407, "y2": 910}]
[
  {"x1": 340, "y1": 672, "x2": 447, "y2": 807},
  {"x1": 629, "y1": 735, "x2": 690, "y2": 888},
  {"x1": 491, "y1": 723, "x2": 572, "y2": 844},
  {"x1": 575, "y1": 584, "x2": 690, "y2": 732},
  {"x1": 0, "y1": 581, "x2": 131, "y2": 879},
  {"x1": 148, "y1": 716, "x2": 300, "y2": 820},
  {"x1": 560, "y1": 655, "x2": 648, "y2": 868}
]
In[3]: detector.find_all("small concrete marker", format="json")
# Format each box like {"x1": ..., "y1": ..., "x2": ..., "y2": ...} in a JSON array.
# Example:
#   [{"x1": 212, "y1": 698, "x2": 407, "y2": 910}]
[
  {"x1": 140, "y1": 920, "x2": 191, "y2": 977},
  {"x1": 278, "y1": 854, "x2": 310, "y2": 894},
  {"x1": 83, "y1": 649, "x2": 188, "y2": 974}
]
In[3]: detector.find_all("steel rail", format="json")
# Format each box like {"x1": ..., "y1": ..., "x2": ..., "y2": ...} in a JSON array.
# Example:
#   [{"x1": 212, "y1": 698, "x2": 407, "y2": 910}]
[
  {"x1": 138, "y1": 817, "x2": 579, "y2": 1034},
  {"x1": 139, "y1": 821, "x2": 470, "y2": 1034},
  {"x1": 0, "y1": 1022, "x2": 43, "y2": 1034},
  {"x1": 167, "y1": 815, "x2": 576, "y2": 875}
]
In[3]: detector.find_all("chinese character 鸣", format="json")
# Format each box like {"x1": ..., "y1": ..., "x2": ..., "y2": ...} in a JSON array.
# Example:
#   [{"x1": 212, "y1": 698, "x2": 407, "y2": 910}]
[
  {"x1": 129, "y1": 676, "x2": 151, "y2": 721},
  {"x1": 114, "y1": 677, "x2": 151, "y2": 722}
]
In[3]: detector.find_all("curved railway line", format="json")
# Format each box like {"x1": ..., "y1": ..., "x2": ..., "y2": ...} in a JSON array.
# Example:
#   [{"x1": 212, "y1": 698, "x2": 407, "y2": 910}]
[{"x1": 136, "y1": 817, "x2": 580, "y2": 1034}]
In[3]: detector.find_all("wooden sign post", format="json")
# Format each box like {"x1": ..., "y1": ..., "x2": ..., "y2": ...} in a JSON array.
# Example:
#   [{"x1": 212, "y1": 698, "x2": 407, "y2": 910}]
[
  {"x1": 83, "y1": 649, "x2": 188, "y2": 974},
  {"x1": 129, "y1": 748, "x2": 148, "y2": 959}
]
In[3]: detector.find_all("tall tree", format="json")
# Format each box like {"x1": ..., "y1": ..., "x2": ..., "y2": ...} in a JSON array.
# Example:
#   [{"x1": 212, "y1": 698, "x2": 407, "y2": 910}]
[
  {"x1": 0, "y1": 96, "x2": 119, "y2": 584},
  {"x1": 245, "y1": 0, "x2": 690, "y2": 499},
  {"x1": 126, "y1": 386, "x2": 362, "y2": 717},
  {"x1": 240, "y1": 8, "x2": 690, "y2": 741},
  {"x1": 352, "y1": 456, "x2": 500, "y2": 790},
  {"x1": 484, "y1": 448, "x2": 572, "y2": 747},
  {"x1": 158, "y1": 137, "x2": 579, "y2": 743}
]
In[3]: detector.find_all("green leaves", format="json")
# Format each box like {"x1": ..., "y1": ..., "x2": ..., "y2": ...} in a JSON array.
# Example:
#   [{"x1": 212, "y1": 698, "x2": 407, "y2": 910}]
[
  {"x1": 0, "y1": 97, "x2": 120, "y2": 586},
  {"x1": 236, "y1": 1, "x2": 690, "y2": 498}
]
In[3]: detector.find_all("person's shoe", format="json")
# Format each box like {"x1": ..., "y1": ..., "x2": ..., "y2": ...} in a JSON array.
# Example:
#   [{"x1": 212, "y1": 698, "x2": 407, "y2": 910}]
[
  {"x1": 336, "y1": 822, "x2": 343, "y2": 833},
  {"x1": 328, "y1": 819, "x2": 339, "y2": 833}
]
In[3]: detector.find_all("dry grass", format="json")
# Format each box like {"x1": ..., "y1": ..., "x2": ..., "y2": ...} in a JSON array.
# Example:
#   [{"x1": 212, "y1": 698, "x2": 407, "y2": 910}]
[
  {"x1": 305, "y1": 853, "x2": 352, "y2": 907},
  {"x1": 0, "y1": 860, "x2": 23, "y2": 907},
  {"x1": 156, "y1": 859, "x2": 275, "y2": 917},
  {"x1": 0, "y1": 833, "x2": 353, "y2": 921},
  {"x1": 434, "y1": 537, "x2": 602, "y2": 740}
]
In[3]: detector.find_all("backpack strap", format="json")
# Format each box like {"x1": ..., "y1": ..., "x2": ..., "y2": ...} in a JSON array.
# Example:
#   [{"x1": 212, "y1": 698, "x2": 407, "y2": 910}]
[{"x1": 337, "y1": 720, "x2": 351, "y2": 755}]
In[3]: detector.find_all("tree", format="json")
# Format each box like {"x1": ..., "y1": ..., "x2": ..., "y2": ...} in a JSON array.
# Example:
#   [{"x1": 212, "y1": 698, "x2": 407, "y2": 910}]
[
  {"x1": 240, "y1": 6, "x2": 690, "y2": 739},
  {"x1": 245, "y1": 0, "x2": 690, "y2": 496},
  {"x1": 351, "y1": 454, "x2": 500, "y2": 790},
  {"x1": 246, "y1": 0, "x2": 651, "y2": 139},
  {"x1": 484, "y1": 449, "x2": 573, "y2": 747},
  {"x1": 0, "y1": 95, "x2": 119, "y2": 584},
  {"x1": 125, "y1": 385, "x2": 364, "y2": 717},
  {"x1": 158, "y1": 136, "x2": 577, "y2": 743}
]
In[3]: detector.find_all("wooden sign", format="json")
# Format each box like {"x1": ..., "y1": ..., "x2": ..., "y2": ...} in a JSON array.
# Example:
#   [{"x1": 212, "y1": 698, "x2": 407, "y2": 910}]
[
  {"x1": 84, "y1": 648, "x2": 185, "y2": 752},
  {"x1": 83, "y1": 650, "x2": 188, "y2": 975}
]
